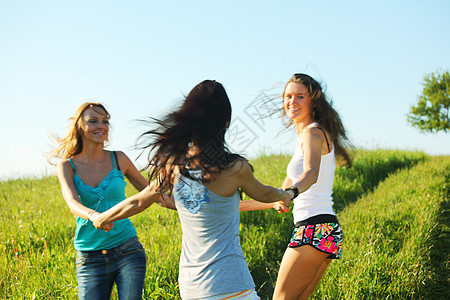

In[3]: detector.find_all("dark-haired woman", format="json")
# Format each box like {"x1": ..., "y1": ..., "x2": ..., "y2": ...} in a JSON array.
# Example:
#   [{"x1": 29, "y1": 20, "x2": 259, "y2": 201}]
[
  {"x1": 48, "y1": 103, "x2": 149, "y2": 299},
  {"x1": 273, "y1": 74, "x2": 352, "y2": 299},
  {"x1": 92, "y1": 80, "x2": 292, "y2": 299}
]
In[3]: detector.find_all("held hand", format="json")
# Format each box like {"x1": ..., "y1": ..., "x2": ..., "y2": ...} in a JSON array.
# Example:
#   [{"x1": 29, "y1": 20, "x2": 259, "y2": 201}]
[
  {"x1": 102, "y1": 222, "x2": 114, "y2": 232},
  {"x1": 280, "y1": 189, "x2": 292, "y2": 207},
  {"x1": 90, "y1": 211, "x2": 113, "y2": 232},
  {"x1": 274, "y1": 189, "x2": 292, "y2": 214},
  {"x1": 273, "y1": 201, "x2": 290, "y2": 214}
]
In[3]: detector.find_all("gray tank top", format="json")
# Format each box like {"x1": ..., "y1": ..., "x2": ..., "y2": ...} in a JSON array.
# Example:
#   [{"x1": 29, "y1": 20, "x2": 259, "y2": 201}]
[{"x1": 173, "y1": 171, "x2": 255, "y2": 299}]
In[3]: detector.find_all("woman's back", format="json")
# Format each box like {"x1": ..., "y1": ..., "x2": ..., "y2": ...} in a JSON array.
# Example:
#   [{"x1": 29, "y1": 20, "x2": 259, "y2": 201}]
[
  {"x1": 198, "y1": 158, "x2": 247, "y2": 196},
  {"x1": 173, "y1": 164, "x2": 256, "y2": 299}
]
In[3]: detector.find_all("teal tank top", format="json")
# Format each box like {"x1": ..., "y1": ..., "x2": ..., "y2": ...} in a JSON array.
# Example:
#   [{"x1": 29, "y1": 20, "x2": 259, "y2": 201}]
[{"x1": 68, "y1": 151, "x2": 136, "y2": 251}]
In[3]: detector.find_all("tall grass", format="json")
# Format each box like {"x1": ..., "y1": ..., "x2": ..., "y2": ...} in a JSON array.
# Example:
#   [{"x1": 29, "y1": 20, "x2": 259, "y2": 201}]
[
  {"x1": 0, "y1": 176, "x2": 78, "y2": 298},
  {"x1": 314, "y1": 155, "x2": 449, "y2": 299},
  {"x1": 241, "y1": 150, "x2": 430, "y2": 298},
  {"x1": 0, "y1": 149, "x2": 446, "y2": 299},
  {"x1": 0, "y1": 176, "x2": 181, "y2": 299}
]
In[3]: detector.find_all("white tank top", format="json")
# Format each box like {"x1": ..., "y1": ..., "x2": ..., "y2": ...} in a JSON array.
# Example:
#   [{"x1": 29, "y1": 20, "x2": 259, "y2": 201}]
[{"x1": 286, "y1": 123, "x2": 336, "y2": 223}]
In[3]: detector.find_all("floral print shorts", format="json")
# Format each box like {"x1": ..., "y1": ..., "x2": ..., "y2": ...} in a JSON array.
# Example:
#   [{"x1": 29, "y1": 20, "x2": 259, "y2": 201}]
[{"x1": 288, "y1": 214, "x2": 343, "y2": 259}]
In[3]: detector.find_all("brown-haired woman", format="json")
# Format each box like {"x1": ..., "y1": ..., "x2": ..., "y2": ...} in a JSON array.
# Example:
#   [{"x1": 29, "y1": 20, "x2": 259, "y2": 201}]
[
  {"x1": 275, "y1": 73, "x2": 352, "y2": 299},
  {"x1": 48, "y1": 102, "x2": 150, "y2": 299},
  {"x1": 240, "y1": 73, "x2": 352, "y2": 299}
]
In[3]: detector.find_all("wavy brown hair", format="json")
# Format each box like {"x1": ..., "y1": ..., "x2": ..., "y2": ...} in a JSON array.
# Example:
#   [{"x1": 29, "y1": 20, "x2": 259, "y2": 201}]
[
  {"x1": 47, "y1": 102, "x2": 110, "y2": 165},
  {"x1": 139, "y1": 80, "x2": 245, "y2": 193},
  {"x1": 283, "y1": 73, "x2": 353, "y2": 167}
]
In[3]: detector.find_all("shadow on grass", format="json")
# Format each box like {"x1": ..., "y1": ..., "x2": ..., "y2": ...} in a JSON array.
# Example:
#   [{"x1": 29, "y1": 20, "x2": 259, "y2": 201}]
[
  {"x1": 332, "y1": 151, "x2": 428, "y2": 213},
  {"x1": 421, "y1": 172, "x2": 449, "y2": 299}
]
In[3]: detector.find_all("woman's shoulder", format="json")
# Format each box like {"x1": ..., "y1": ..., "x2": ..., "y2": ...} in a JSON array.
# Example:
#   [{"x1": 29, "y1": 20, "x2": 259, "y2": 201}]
[
  {"x1": 109, "y1": 150, "x2": 133, "y2": 166},
  {"x1": 55, "y1": 159, "x2": 75, "y2": 178},
  {"x1": 225, "y1": 157, "x2": 253, "y2": 177},
  {"x1": 110, "y1": 150, "x2": 126, "y2": 157},
  {"x1": 56, "y1": 158, "x2": 72, "y2": 168},
  {"x1": 303, "y1": 125, "x2": 333, "y2": 154},
  {"x1": 304, "y1": 122, "x2": 325, "y2": 133},
  {"x1": 303, "y1": 125, "x2": 328, "y2": 139}
]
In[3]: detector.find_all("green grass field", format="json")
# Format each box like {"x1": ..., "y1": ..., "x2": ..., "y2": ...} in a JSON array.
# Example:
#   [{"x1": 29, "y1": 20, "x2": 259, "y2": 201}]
[{"x1": 1, "y1": 149, "x2": 448, "y2": 299}]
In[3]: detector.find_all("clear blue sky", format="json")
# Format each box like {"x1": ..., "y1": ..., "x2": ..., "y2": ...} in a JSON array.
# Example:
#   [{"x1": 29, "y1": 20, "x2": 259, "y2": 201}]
[{"x1": 1, "y1": 0, "x2": 449, "y2": 180}]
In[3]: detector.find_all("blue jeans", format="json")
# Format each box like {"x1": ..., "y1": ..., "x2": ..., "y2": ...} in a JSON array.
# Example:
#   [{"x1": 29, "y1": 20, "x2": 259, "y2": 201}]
[{"x1": 76, "y1": 236, "x2": 146, "y2": 300}]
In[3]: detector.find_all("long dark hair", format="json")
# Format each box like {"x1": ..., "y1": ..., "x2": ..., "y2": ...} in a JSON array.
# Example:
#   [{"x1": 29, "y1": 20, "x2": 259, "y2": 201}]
[
  {"x1": 140, "y1": 80, "x2": 244, "y2": 193},
  {"x1": 283, "y1": 73, "x2": 353, "y2": 167}
]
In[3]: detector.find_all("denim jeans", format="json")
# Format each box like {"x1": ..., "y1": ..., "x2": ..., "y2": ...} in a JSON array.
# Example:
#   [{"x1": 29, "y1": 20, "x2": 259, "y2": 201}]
[{"x1": 76, "y1": 236, "x2": 146, "y2": 300}]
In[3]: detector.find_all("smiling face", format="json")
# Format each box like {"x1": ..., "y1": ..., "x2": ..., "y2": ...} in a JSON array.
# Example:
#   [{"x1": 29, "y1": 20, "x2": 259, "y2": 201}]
[
  {"x1": 283, "y1": 82, "x2": 314, "y2": 124},
  {"x1": 80, "y1": 107, "x2": 110, "y2": 144}
]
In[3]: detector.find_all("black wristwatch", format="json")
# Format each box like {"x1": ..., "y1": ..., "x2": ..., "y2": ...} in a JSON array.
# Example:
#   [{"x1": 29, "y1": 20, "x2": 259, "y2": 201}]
[{"x1": 285, "y1": 185, "x2": 299, "y2": 199}]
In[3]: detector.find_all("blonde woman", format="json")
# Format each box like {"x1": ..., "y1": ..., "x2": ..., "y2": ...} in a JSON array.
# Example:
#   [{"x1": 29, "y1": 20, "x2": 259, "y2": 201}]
[
  {"x1": 48, "y1": 102, "x2": 150, "y2": 300},
  {"x1": 274, "y1": 74, "x2": 352, "y2": 299}
]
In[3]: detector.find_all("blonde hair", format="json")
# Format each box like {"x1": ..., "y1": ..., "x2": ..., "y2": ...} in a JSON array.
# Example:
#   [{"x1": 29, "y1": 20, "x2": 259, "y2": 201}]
[{"x1": 47, "y1": 102, "x2": 110, "y2": 165}]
